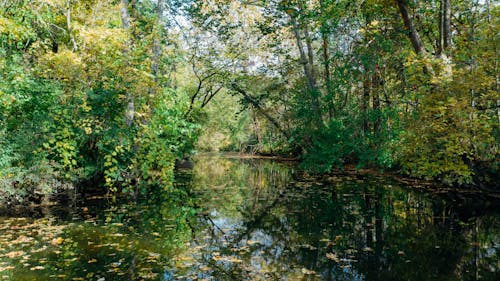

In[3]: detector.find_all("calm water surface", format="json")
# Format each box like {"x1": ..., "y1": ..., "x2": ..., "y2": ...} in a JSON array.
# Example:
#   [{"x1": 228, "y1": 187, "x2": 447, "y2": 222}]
[{"x1": 0, "y1": 154, "x2": 498, "y2": 280}]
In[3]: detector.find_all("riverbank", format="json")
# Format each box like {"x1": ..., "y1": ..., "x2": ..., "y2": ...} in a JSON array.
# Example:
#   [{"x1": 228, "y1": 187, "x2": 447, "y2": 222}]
[
  {"x1": 1, "y1": 152, "x2": 498, "y2": 210},
  {"x1": 209, "y1": 152, "x2": 500, "y2": 199}
]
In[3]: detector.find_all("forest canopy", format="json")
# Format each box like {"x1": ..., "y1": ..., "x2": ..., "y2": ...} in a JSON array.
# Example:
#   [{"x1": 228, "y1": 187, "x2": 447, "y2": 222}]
[{"x1": 1, "y1": 0, "x2": 498, "y2": 203}]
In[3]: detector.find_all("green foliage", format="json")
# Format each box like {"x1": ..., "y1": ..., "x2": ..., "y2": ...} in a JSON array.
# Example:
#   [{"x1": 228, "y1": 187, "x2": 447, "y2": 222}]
[
  {"x1": 300, "y1": 106, "x2": 399, "y2": 173},
  {"x1": 132, "y1": 88, "x2": 199, "y2": 190},
  {"x1": 397, "y1": 77, "x2": 497, "y2": 185},
  {"x1": 0, "y1": 0, "x2": 199, "y2": 202},
  {"x1": 191, "y1": 0, "x2": 498, "y2": 186},
  {"x1": 1, "y1": 0, "x2": 499, "y2": 202}
]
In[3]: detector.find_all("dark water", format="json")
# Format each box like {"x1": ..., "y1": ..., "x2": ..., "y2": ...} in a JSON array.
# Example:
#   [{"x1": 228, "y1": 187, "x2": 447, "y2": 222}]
[{"x1": 0, "y1": 154, "x2": 498, "y2": 280}]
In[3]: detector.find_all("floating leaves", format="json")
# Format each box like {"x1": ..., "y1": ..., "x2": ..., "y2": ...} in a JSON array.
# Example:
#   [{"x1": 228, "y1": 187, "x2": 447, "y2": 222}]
[
  {"x1": 211, "y1": 252, "x2": 243, "y2": 263},
  {"x1": 0, "y1": 266, "x2": 14, "y2": 272},
  {"x1": 30, "y1": 266, "x2": 45, "y2": 271},
  {"x1": 362, "y1": 247, "x2": 373, "y2": 253},
  {"x1": 50, "y1": 237, "x2": 64, "y2": 245},
  {"x1": 4, "y1": 251, "x2": 25, "y2": 258},
  {"x1": 301, "y1": 268, "x2": 316, "y2": 275},
  {"x1": 326, "y1": 252, "x2": 340, "y2": 262}
]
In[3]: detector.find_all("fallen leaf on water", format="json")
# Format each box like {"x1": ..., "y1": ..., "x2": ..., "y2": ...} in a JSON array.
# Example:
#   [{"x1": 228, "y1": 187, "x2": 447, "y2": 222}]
[
  {"x1": 31, "y1": 246, "x2": 48, "y2": 253},
  {"x1": 362, "y1": 247, "x2": 373, "y2": 252},
  {"x1": 5, "y1": 251, "x2": 25, "y2": 258},
  {"x1": 11, "y1": 235, "x2": 33, "y2": 245},
  {"x1": 212, "y1": 256, "x2": 223, "y2": 261},
  {"x1": 326, "y1": 253, "x2": 340, "y2": 262},
  {"x1": 345, "y1": 249, "x2": 357, "y2": 255},
  {"x1": 30, "y1": 266, "x2": 45, "y2": 270},
  {"x1": 175, "y1": 256, "x2": 194, "y2": 262},
  {"x1": 51, "y1": 237, "x2": 64, "y2": 245},
  {"x1": 301, "y1": 244, "x2": 317, "y2": 250},
  {"x1": 88, "y1": 259, "x2": 97, "y2": 263},
  {"x1": 301, "y1": 268, "x2": 316, "y2": 275},
  {"x1": 227, "y1": 256, "x2": 243, "y2": 263}
]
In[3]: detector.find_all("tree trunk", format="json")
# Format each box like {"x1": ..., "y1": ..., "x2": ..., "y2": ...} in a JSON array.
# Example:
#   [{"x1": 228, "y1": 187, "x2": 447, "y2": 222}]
[
  {"x1": 120, "y1": 0, "x2": 134, "y2": 126},
  {"x1": 252, "y1": 108, "x2": 263, "y2": 153},
  {"x1": 362, "y1": 72, "x2": 371, "y2": 135},
  {"x1": 438, "y1": 0, "x2": 451, "y2": 53},
  {"x1": 438, "y1": 0, "x2": 453, "y2": 79},
  {"x1": 443, "y1": 0, "x2": 451, "y2": 50},
  {"x1": 372, "y1": 71, "x2": 381, "y2": 135},
  {"x1": 120, "y1": 0, "x2": 130, "y2": 29},
  {"x1": 395, "y1": 0, "x2": 426, "y2": 56},
  {"x1": 322, "y1": 33, "x2": 333, "y2": 119},
  {"x1": 151, "y1": 0, "x2": 164, "y2": 83},
  {"x1": 290, "y1": 16, "x2": 316, "y2": 91},
  {"x1": 66, "y1": 0, "x2": 77, "y2": 51},
  {"x1": 290, "y1": 15, "x2": 322, "y2": 124},
  {"x1": 395, "y1": 0, "x2": 435, "y2": 76}
]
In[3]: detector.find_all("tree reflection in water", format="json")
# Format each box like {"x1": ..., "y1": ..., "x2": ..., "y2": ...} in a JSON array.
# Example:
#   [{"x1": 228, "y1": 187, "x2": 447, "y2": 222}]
[
  {"x1": 0, "y1": 154, "x2": 498, "y2": 280},
  {"x1": 176, "y1": 154, "x2": 499, "y2": 281}
]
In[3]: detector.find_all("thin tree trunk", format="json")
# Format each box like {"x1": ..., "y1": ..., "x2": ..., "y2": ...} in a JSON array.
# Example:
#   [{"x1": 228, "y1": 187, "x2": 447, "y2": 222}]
[
  {"x1": 322, "y1": 34, "x2": 331, "y2": 91},
  {"x1": 252, "y1": 108, "x2": 263, "y2": 153},
  {"x1": 120, "y1": 0, "x2": 134, "y2": 126},
  {"x1": 372, "y1": 72, "x2": 381, "y2": 135},
  {"x1": 290, "y1": 16, "x2": 316, "y2": 91},
  {"x1": 438, "y1": 0, "x2": 453, "y2": 79},
  {"x1": 362, "y1": 72, "x2": 371, "y2": 135},
  {"x1": 322, "y1": 33, "x2": 333, "y2": 119},
  {"x1": 66, "y1": 0, "x2": 77, "y2": 51},
  {"x1": 395, "y1": 0, "x2": 426, "y2": 56},
  {"x1": 151, "y1": 0, "x2": 164, "y2": 83},
  {"x1": 290, "y1": 15, "x2": 322, "y2": 124},
  {"x1": 395, "y1": 0, "x2": 435, "y2": 76},
  {"x1": 120, "y1": 0, "x2": 130, "y2": 29},
  {"x1": 443, "y1": 0, "x2": 451, "y2": 50},
  {"x1": 319, "y1": 0, "x2": 333, "y2": 120},
  {"x1": 304, "y1": 27, "x2": 315, "y2": 78}
]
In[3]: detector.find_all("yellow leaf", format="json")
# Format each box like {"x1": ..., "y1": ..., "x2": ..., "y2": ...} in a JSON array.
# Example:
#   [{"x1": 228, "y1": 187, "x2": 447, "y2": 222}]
[{"x1": 51, "y1": 237, "x2": 64, "y2": 245}]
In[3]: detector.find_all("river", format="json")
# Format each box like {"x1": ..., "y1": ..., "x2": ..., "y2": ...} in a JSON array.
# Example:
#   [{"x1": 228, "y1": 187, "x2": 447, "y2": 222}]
[{"x1": 0, "y1": 154, "x2": 498, "y2": 280}]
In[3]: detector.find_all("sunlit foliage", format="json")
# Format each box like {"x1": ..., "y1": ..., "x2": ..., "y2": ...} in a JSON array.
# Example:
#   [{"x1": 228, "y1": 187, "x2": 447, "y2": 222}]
[{"x1": 0, "y1": 0, "x2": 198, "y2": 202}]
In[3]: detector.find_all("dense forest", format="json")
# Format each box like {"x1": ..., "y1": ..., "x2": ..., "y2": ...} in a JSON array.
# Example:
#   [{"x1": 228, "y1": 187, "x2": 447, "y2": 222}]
[{"x1": 1, "y1": 0, "x2": 499, "y2": 204}]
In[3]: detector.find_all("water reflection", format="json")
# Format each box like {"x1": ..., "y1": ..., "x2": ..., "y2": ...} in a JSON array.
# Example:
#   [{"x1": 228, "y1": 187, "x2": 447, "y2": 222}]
[
  {"x1": 0, "y1": 187, "x2": 192, "y2": 280},
  {"x1": 0, "y1": 154, "x2": 498, "y2": 280},
  {"x1": 176, "y1": 155, "x2": 499, "y2": 281}
]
